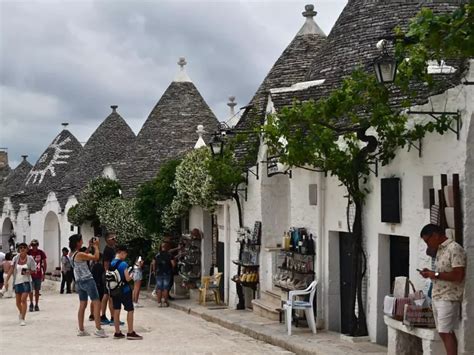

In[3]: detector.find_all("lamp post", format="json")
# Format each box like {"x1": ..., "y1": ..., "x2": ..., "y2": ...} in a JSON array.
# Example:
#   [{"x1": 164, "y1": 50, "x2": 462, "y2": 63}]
[
  {"x1": 209, "y1": 134, "x2": 224, "y2": 157},
  {"x1": 374, "y1": 39, "x2": 398, "y2": 84}
]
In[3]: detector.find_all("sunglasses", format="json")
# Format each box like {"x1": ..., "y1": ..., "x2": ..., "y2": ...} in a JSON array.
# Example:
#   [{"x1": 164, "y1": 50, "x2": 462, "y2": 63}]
[{"x1": 31, "y1": 243, "x2": 38, "y2": 246}]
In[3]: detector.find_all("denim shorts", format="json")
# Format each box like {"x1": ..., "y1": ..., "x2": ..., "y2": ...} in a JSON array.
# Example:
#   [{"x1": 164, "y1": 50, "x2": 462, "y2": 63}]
[
  {"x1": 132, "y1": 269, "x2": 143, "y2": 282},
  {"x1": 14, "y1": 282, "x2": 31, "y2": 294},
  {"x1": 155, "y1": 274, "x2": 171, "y2": 291},
  {"x1": 31, "y1": 278, "x2": 42, "y2": 290},
  {"x1": 76, "y1": 278, "x2": 99, "y2": 302}
]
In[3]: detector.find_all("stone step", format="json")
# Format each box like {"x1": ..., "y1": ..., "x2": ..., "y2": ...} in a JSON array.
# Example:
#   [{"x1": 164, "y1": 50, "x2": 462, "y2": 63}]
[
  {"x1": 251, "y1": 299, "x2": 281, "y2": 321},
  {"x1": 260, "y1": 290, "x2": 283, "y2": 308}
]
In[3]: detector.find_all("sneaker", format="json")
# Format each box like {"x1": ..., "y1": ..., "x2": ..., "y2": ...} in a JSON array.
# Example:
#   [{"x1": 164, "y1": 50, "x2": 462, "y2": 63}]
[
  {"x1": 88, "y1": 315, "x2": 94, "y2": 321},
  {"x1": 126, "y1": 331, "x2": 143, "y2": 340},
  {"x1": 94, "y1": 328, "x2": 108, "y2": 338},
  {"x1": 151, "y1": 290, "x2": 156, "y2": 297},
  {"x1": 34, "y1": 305, "x2": 40, "y2": 312},
  {"x1": 100, "y1": 316, "x2": 110, "y2": 325},
  {"x1": 133, "y1": 302, "x2": 144, "y2": 308},
  {"x1": 20, "y1": 320, "x2": 26, "y2": 326},
  {"x1": 29, "y1": 304, "x2": 34, "y2": 312},
  {"x1": 77, "y1": 330, "x2": 90, "y2": 336},
  {"x1": 114, "y1": 332, "x2": 125, "y2": 339}
]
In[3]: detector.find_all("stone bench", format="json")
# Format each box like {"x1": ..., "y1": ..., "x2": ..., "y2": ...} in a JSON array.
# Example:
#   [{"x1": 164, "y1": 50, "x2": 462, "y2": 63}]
[{"x1": 384, "y1": 315, "x2": 444, "y2": 355}]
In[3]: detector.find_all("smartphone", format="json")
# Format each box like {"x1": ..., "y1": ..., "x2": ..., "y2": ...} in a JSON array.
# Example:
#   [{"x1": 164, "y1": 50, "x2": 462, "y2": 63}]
[{"x1": 416, "y1": 268, "x2": 423, "y2": 272}]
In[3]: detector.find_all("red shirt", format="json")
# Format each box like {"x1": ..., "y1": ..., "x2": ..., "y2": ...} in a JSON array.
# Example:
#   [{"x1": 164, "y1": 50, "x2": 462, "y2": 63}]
[{"x1": 28, "y1": 249, "x2": 47, "y2": 279}]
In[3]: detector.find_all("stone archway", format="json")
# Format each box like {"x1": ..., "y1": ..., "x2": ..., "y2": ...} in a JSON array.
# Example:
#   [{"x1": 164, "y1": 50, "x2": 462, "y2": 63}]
[
  {"x1": 43, "y1": 211, "x2": 60, "y2": 273},
  {"x1": 1, "y1": 218, "x2": 14, "y2": 252}
]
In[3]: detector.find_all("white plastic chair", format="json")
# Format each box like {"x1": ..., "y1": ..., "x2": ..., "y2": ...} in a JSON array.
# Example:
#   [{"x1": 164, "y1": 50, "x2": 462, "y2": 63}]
[{"x1": 283, "y1": 280, "x2": 317, "y2": 335}]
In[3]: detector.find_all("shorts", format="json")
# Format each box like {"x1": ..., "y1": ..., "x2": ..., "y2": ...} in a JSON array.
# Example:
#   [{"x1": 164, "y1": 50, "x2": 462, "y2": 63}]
[
  {"x1": 155, "y1": 274, "x2": 171, "y2": 291},
  {"x1": 14, "y1": 282, "x2": 31, "y2": 294},
  {"x1": 76, "y1": 278, "x2": 100, "y2": 302},
  {"x1": 432, "y1": 300, "x2": 461, "y2": 333},
  {"x1": 96, "y1": 283, "x2": 105, "y2": 301},
  {"x1": 111, "y1": 290, "x2": 134, "y2": 312},
  {"x1": 132, "y1": 269, "x2": 143, "y2": 282},
  {"x1": 31, "y1": 278, "x2": 42, "y2": 290}
]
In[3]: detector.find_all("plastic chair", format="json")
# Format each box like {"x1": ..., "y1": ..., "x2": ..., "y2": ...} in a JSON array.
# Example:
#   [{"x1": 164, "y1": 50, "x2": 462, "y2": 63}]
[
  {"x1": 283, "y1": 280, "x2": 318, "y2": 335},
  {"x1": 199, "y1": 272, "x2": 223, "y2": 305}
]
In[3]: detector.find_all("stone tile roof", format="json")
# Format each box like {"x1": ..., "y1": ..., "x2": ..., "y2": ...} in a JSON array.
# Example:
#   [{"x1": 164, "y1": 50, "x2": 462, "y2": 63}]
[
  {"x1": 15, "y1": 129, "x2": 83, "y2": 213},
  {"x1": 121, "y1": 69, "x2": 219, "y2": 196},
  {"x1": 0, "y1": 157, "x2": 32, "y2": 211},
  {"x1": 306, "y1": 0, "x2": 467, "y2": 95},
  {"x1": 266, "y1": 0, "x2": 467, "y2": 133},
  {"x1": 63, "y1": 106, "x2": 136, "y2": 195},
  {"x1": 234, "y1": 5, "x2": 327, "y2": 162}
]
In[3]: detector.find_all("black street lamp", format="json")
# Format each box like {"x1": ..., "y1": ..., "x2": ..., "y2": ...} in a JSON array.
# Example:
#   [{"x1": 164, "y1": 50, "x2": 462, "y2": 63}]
[
  {"x1": 209, "y1": 134, "x2": 225, "y2": 157},
  {"x1": 374, "y1": 39, "x2": 398, "y2": 84}
]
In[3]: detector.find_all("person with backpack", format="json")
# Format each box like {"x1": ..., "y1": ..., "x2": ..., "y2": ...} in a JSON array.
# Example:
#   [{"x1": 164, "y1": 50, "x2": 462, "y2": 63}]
[
  {"x1": 4, "y1": 243, "x2": 36, "y2": 325},
  {"x1": 108, "y1": 244, "x2": 142, "y2": 340},
  {"x1": 69, "y1": 234, "x2": 108, "y2": 338},
  {"x1": 154, "y1": 243, "x2": 176, "y2": 307}
]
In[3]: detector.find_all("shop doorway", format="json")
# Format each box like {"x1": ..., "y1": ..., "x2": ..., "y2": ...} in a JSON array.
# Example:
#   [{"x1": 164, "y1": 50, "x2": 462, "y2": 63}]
[
  {"x1": 390, "y1": 235, "x2": 410, "y2": 288},
  {"x1": 339, "y1": 232, "x2": 355, "y2": 335},
  {"x1": 217, "y1": 241, "x2": 225, "y2": 300},
  {"x1": 1, "y1": 218, "x2": 14, "y2": 252},
  {"x1": 44, "y1": 211, "x2": 61, "y2": 272}
]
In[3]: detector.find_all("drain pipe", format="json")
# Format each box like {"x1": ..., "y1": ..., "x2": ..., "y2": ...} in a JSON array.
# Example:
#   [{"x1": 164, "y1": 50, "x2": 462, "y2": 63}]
[{"x1": 317, "y1": 172, "x2": 326, "y2": 328}]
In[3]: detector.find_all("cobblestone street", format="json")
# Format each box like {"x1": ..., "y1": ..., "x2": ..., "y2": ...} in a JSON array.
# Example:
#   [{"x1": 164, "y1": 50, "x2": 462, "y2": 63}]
[{"x1": 0, "y1": 291, "x2": 292, "y2": 355}]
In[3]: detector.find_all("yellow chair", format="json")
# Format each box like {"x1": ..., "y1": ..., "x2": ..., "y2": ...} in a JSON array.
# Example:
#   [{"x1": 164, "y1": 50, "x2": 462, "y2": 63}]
[{"x1": 199, "y1": 272, "x2": 223, "y2": 305}]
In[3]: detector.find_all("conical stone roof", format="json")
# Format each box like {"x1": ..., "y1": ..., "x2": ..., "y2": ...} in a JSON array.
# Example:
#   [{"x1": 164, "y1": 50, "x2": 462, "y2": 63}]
[
  {"x1": 305, "y1": 0, "x2": 466, "y2": 96},
  {"x1": 236, "y1": 4, "x2": 326, "y2": 131},
  {"x1": 0, "y1": 156, "x2": 32, "y2": 210},
  {"x1": 121, "y1": 58, "x2": 219, "y2": 195},
  {"x1": 64, "y1": 105, "x2": 136, "y2": 194},
  {"x1": 19, "y1": 128, "x2": 83, "y2": 212}
]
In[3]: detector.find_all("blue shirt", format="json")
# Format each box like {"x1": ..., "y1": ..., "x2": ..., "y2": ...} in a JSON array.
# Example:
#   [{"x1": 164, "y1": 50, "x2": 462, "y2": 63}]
[{"x1": 110, "y1": 258, "x2": 131, "y2": 294}]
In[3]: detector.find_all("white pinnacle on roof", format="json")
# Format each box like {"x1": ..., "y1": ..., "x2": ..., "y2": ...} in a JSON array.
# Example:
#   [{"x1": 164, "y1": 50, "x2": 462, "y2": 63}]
[
  {"x1": 174, "y1": 57, "x2": 192, "y2": 82},
  {"x1": 297, "y1": 4, "x2": 325, "y2": 36},
  {"x1": 194, "y1": 125, "x2": 207, "y2": 149}
]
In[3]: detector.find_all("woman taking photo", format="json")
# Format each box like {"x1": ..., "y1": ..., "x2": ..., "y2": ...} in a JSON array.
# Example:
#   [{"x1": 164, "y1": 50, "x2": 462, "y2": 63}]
[
  {"x1": 69, "y1": 234, "x2": 107, "y2": 338},
  {"x1": 5, "y1": 242, "x2": 36, "y2": 326}
]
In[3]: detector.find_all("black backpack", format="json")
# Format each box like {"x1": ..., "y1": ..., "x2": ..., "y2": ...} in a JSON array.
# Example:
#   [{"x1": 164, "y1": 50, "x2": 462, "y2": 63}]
[
  {"x1": 155, "y1": 252, "x2": 171, "y2": 275},
  {"x1": 105, "y1": 261, "x2": 124, "y2": 297}
]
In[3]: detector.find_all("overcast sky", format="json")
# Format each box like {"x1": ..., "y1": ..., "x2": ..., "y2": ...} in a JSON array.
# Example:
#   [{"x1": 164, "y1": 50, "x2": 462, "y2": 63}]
[{"x1": 0, "y1": 0, "x2": 346, "y2": 168}]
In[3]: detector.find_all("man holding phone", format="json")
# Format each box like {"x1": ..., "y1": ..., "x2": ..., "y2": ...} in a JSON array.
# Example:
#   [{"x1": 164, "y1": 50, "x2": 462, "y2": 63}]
[{"x1": 419, "y1": 224, "x2": 466, "y2": 355}]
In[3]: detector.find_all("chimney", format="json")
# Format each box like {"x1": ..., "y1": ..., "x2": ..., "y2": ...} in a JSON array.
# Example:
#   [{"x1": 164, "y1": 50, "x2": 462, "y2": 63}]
[
  {"x1": 21, "y1": 155, "x2": 28, "y2": 162},
  {"x1": 0, "y1": 149, "x2": 8, "y2": 169},
  {"x1": 111, "y1": 105, "x2": 118, "y2": 113},
  {"x1": 61, "y1": 122, "x2": 69, "y2": 129},
  {"x1": 227, "y1": 96, "x2": 237, "y2": 116}
]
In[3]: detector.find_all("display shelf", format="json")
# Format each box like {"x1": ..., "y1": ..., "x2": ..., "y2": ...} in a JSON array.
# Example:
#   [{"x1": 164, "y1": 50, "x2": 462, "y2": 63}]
[
  {"x1": 277, "y1": 266, "x2": 315, "y2": 275},
  {"x1": 232, "y1": 260, "x2": 259, "y2": 268},
  {"x1": 280, "y1": 249, "x2": 315, "y2": 256}
]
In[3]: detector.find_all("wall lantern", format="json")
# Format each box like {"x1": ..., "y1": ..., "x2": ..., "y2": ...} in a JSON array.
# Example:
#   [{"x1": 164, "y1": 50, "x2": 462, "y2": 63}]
[
  {"x1": 374, "y1": 39, "x2": 398, "y2": 84},
  {"x1": 209, "y1": 134, "x2": 225, "y2": 157}
]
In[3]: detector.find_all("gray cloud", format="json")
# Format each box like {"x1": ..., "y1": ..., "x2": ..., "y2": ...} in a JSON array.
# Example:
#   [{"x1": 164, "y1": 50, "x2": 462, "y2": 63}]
[{"x1": 0, "y1": 0, "x2": 346, "y2": 168}]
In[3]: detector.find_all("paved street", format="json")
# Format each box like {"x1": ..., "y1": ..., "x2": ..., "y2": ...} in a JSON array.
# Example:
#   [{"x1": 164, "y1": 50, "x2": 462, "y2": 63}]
[{"x1": 0, "y1": 290, "x2": 292, "y2": 355}]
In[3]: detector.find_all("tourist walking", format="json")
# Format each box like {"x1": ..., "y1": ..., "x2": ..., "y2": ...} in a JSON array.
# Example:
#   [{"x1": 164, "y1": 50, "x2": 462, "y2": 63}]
[
  {"x1": 27, "y1": 239, "x2": 47, "y2": 312},
  {"x1": 0, "y1": 251, "x2": 5, "y2": 290},
  {"x1": 60, "y1": 247, "x2": 73, "y2": 294},
  {"x1": 154, "y1": 243, "x2": 175, "y2": 307},
  {"x1": 1, "y1": 252, "x2": 14, "y2": 298},
  {"x1": 4, "y1": 243, "x2": 36, "y2": 325},
  {"x1": 132, "y1": 256, "x2": 144, "y2": 308},
  {"x1": 100, "y1": 232, "x2": 117, "y2": 325},
  {"x1": 69, "y1": 234, "x2": 108, "y2": 338},
  {"x1": 109, "y1": 244, "x2": 142, "y2": 340},
  {"x1": 419, "y1": 224, "x2": 466, "y2": 355}
]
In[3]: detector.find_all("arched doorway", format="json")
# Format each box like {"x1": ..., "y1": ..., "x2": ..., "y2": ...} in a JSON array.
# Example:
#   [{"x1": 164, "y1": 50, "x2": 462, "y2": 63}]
[
  {"x1": 1, "y1": 218, "x2": 14, "y2": 252},
  {"x1": 43, "y1": 211, "x2": 60, "y2": 273}
]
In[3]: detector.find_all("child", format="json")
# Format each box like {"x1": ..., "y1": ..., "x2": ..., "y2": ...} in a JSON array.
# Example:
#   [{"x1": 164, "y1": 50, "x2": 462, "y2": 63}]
[
  {"x1": 132, "y1": 256, "x2": 144, "y2": 308},
  {"x1": 1, "y1": 252, "x2": 14, "y2": 298},
  {"x1": 110, "y1": 245, "x2": 142, "y2": 340}
]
